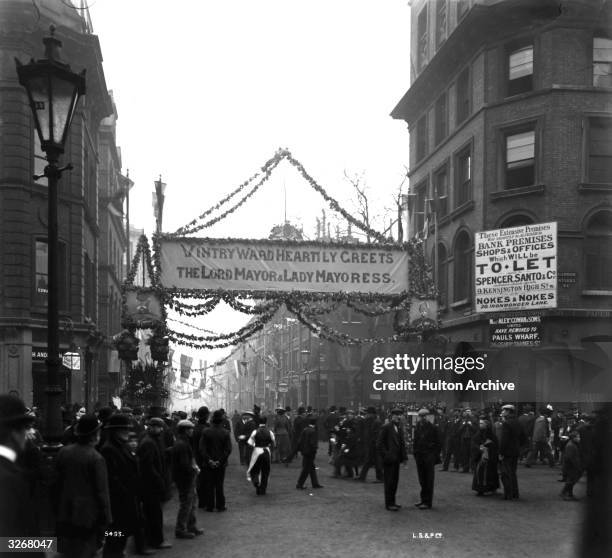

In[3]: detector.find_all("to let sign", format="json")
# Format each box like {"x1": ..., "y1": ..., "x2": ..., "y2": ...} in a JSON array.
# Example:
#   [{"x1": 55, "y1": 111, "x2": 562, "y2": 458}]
[{"x1": 475, "y1": 222, "x2": 557, "y2": 313}]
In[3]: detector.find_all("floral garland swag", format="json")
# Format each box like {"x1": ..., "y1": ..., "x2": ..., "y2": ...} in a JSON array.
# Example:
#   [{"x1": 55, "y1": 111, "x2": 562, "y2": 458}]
[{"x1": 119, "y1": 148, "x2": 439, "y2": 354}]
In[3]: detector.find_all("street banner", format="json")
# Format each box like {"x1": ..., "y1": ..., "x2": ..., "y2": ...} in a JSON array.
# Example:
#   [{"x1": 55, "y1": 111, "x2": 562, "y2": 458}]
[
  {"x1": 159, "y1": 238, "x2": 409, "y2": 295},
  {"x1": 489, "y1": 315, "x2": 542, "y2": 347},
  {"x1": 180, "y1": 354, "x2": 193, "y2": 379},
  {"x1": 475, "y1": 222, "x2": 557, "y2": 313}
]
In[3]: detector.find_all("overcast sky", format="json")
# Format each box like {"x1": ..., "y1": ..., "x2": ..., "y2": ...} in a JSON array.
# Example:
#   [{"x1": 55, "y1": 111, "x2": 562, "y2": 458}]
[
  {"x1": 89, "y1": 0, "x2": 412, "y2": 239},
  {"x1": 86, "y1": 1, "x2": 413, "y2": 386}
]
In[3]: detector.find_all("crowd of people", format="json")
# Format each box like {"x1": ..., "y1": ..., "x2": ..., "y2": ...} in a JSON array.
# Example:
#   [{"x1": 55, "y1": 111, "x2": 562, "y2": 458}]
[{"x1": 0, "y1": 393, "x2": 609, "y2": 557}]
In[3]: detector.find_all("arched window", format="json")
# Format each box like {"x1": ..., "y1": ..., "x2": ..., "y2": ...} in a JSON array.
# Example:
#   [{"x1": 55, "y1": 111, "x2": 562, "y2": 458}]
[
  {"x1": 500, "y1": 215, "x2": 533, "y2": 229},
  {"x1": 453, "y1": 231, "x2": 472, "y2": 302},
  {"x1": 432, "y1": 244, "x2": 448, "y2": 307},
  {"x1": 585, "y1": 210, "x2": 612, "y2": 290}
]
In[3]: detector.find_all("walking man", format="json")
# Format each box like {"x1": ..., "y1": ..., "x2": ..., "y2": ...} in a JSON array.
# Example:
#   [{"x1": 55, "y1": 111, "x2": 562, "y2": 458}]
[
  {"x1": 413, "y1": 408, "x2": 441, "y2": 509},
  {"x1": 376, "y1": 408, "x2": 407, "y2": 511},
  {"x1": 295, "y1": 417, "x2": 324, "y2": 490},
  {"x1": 498, "y1": 404, "x2": 525, "y2": 500},
  {"x1": 357, "y1": 406, "x2": 383, "y2": 482},
  {"x1": 247, "y1": 416, "x2": 275, "y2": 495}
]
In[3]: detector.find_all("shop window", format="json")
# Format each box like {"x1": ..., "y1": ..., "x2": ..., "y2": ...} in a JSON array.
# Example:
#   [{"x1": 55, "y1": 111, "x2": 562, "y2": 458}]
[
  {"x1": 593, "y1": 37, "x2": 612, "y2": 87},
  {"x1": 505, "y1": 128, "x2": 536, "y2": 188},
  {"x1": 585, "y1": 210, "x2": 612, "y2": 290},
  {"x1": 508, "y1": 45, "x2": 533, "y2": 96}
]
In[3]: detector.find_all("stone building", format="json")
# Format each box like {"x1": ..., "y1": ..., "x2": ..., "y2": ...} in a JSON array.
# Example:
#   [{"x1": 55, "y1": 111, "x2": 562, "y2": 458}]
[
  {"x1": 0, "y1": 0, "x2": 129, "y2": 409},
  {"x1": 392, "y1": 0, "x2": 612, "y2": 407}
]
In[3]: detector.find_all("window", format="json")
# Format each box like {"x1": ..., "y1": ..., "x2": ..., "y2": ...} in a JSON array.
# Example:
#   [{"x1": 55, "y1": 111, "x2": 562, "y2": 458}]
[
  {"x1": 415, "y1": 115, "x2": 428, "y2": 161},
  {"x1": 453, "y1": 231, "x2": 472, "y2": 302},
  {"x1": 508, "y1": 45, "x2": 533, "y2": 96},
  {"x1": 35, "y1": 239, "x2": 67, "y2": 309},
  {"x1": 435, "y1": 244, "x2": 448, "y2": 307},
  {"x1": 500, "y1": 215, "x2": 533, "y2": 228},
  {"x1": 433, "y1": 164, "x2": 449, "y2": 218},
  {"x1": 413, "y1": 180, "x2": 428, "y2": 235},
  {"x1": 84, "y1": 253, "x2": 96, "y2": 320},
  {"x1": 417, "y1": 7, "x2": 428, "y2": 71},
  {"x1": 455, "y1": 147, "x2": 472, "y2": 206},
  {"x1": 455, "y1": 68, "x2": 470, "y2": 124},
  {"x1": 434, "y1": 92, "x2": 448, "y2": 145},
  {"x1": 436, "y1": 1, "x2": 447, "y2": 48},
  {"x1": 585, "y1": 210, "x2": 612, "y2": 290},
  {"x1": 593, "y1": 37, "x2": 612, "y2": 87},
  {"x1": 505, "y1": 129, "x2": 536, "y2": 188},
  {"x1": 587, "y1": 117, "x2": 612, "y2": 183},
  {"x1": 457, "y1": 0, "x2": 470, "y2": 19},
  {"x1": 34, "y1": 135, "x2": 48, "y2": 186}
]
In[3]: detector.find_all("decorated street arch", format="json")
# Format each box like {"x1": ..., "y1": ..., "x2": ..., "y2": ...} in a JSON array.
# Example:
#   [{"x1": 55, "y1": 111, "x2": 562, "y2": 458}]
[{"x1": 118, "y1": 148, "x2": 438, "y2": 360}]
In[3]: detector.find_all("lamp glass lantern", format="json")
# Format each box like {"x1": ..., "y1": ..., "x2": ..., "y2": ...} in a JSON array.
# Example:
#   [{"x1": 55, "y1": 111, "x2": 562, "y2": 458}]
[{"x1": 15, "y1": 28, "x2": 86, "y2": 155}]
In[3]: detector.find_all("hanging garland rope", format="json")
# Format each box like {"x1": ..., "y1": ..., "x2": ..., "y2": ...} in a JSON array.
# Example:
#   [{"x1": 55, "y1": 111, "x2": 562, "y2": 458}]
[
  {"x1": 167, "y1": 296, "x2": 222, "y2": 316},
  {"x1": 169, "y1": 148, "x2": 388, "y2": 242}
]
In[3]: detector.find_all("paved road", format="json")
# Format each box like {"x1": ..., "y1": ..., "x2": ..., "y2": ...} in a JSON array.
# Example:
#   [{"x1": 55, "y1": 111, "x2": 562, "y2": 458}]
[{"x1": 131, "y1": 444, "x2": 584, "y2": 558}]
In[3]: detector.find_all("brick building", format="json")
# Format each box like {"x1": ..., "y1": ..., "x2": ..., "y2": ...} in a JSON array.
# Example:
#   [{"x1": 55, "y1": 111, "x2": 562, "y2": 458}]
[
  {"x1": 0, "y1": 0, "x2": 130, "y2": 409},
  {"x1": 392, "y1": 0, "x2": 612, "y2": 407}
]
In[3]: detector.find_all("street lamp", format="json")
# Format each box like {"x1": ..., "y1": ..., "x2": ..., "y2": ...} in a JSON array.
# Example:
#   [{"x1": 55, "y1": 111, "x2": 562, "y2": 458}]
[{"x1": 15, "y1": 26, "x2": 86, "y2": 443}]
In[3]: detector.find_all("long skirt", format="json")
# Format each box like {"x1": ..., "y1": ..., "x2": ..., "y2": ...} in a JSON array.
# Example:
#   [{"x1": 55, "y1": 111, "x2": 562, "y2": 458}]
[{"x1": 472, "y1": 458, "x2": 500, "y2": 494}]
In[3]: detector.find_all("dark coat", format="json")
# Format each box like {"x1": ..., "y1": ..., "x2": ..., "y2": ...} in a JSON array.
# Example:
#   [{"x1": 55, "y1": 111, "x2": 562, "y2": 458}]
[
  {"x1": 137, "y1": 433, "x2": 167, "y2": 497},
  {"x1": 192, "y1": 420, "x2": 210, "y2": 467},
  {"x1": 413, "y1": 420, "x2": 442, "y2": 457},
  {"x1": 199, "y1": 424, "x2": 232, "y2": 468},
  {"x1": 54, "y1": 443, "x2": 112, "y2": 533},
  {"x1": 499, "y1": 416, "x2": 525, "y2": 457},
  {"x1": 376, "y1": 422, "x2": 408, "y2": 465},
  {"x1": 362, "y1": 415, "x2": 383, "y2": 457},
  {"x1": 234, "y1": 418, "x2": 257, "y2": 443},
  {"x1": 297, "y1": 425, "x2": 319, "y2": 456},
  {"x1": 171, "y1": 434, "x2": 197, "y2": 488},
  {"x1": 292, "y1": 414, "x2": 308, "y2": 443},
  {"x1": 99, "y1": 437, "x2": 140, "y2": 534},
  {"x1": 0, "y1": 455, "x2": 38, "y2": 539},
  {"x1": 562, "y1": 439, "x2": 583, "y2": 482}
]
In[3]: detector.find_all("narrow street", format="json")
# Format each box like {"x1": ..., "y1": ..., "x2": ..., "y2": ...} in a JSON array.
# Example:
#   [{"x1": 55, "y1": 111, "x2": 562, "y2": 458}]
[{"x1": 141, "y1": 444, "x2": 584, "y2": 558}]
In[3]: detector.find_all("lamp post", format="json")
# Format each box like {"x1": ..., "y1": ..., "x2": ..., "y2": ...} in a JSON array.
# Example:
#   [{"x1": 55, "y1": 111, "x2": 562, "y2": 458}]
[{"x1": 15, "y1": 27, "x2": 86, "y2": 443}]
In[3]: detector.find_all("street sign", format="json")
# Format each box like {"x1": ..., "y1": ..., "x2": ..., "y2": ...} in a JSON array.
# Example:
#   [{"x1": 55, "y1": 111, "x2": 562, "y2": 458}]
[{"x1": 62, "y1": 352, "x2": 81, "y2": 371}]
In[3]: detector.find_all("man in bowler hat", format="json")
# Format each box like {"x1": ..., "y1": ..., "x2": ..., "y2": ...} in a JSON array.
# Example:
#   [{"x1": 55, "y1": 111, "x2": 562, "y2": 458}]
[
  {"x1": 413, "y1": 408, "x2": 442, "y2": 509},
  {"x1": 199, "y1": 410, "x2": 232, "y2": 511},
  {"x1": 376, "y1": 408, "x2": 408, "y2": 511},
  {"x1": 0, "y1": 394, "x2": 39, "y2": 554}
]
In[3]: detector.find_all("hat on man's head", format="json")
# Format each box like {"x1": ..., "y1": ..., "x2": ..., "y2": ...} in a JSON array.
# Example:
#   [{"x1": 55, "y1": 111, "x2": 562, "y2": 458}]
[
  {"x1": 148, "y1": 417, "x2": 165, "y2": 428},
  {"x1": 329, "y1": 405, "x2": 337, "y2": 412},
  {"x1": 0, "y1": 395, "x2": 36, "y2": 428},
  {"x1": 366, "y1": 406, "x2": 377, "y2": 414},
  {"x1": 501, "y1": 404, "x2": 516, "y2": 413},
  {"x1": 177, "y1": 419, "x2": 194, "y2": 430},
  {"x1": 390, "y1": 407, "x2": 404, "y2": 415},
  {"x1": 308, "y1": 417, "x2": 318, "y2": 425},
  {"x1": 197, "y1": 406, "x2": 209, "y2": 419},
  {"x1": 241, "y1": 410, "x2": 254, "y2": 417},
  {"x1": 105, "y1": 414, "x2": 132, "y2": 430},
  {"x1": 74, "y1": 414, "x2": 101, "y2": 437},
  {"x1": 275, "y1": 408, "x2": 285, "y2": 414},
  {"x1": 258, "y1": 416, "x2": 268, "y2": 425},
  {"x1": 418, "y1": 408, "x2": 430, "y2": 416},
  {"x1": 297, "y1": 406, "x2": 306, "y2": 414},
  {"x1": 211, "y1": 410, "x2": 224, "y2": 424}
]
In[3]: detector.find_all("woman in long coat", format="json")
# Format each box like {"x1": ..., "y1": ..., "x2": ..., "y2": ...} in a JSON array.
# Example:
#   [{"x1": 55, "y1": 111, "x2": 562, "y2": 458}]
[
  {"x1": 471, "y1": 418, "x2": 500, "y2": 495},
  {"x1": 273, "y1": 408, "x2": 292, "y2": 463}
]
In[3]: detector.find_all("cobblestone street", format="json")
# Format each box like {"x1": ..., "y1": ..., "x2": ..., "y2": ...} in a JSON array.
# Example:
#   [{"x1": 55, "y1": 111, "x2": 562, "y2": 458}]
[{"x1": 137, "y1": 444, "x2": 584, "y2": 558}]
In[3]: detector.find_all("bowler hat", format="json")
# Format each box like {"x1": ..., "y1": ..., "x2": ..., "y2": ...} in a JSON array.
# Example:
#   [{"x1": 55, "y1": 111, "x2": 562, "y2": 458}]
[
  {"x1": 74, "y1": 414, "x2": 101, "y2": 437},
  {"x1": 105, "y1": 414, "x2": 132, "y2": 430},
  {"x1": 148, "y1": 417, "x2": 165, "y2": 428},
  {"x1": 275, "y1": 408, "x2": 286, "y2": 414},
  {"x1": 390, "y1": 407, "x2": 403, "y2": 415},
  {"x1": 418, "y1": 408, "x2": 430, "y2": 416},
  {"x1": 177, "y1": 419, "x2": 194, "y2": 429},
  {"x1": 241, "y1": 410, "x2": 254, "y2": 417},
  {"x1": 211, "y1": 410, "x2": 224, "y2": 424},
  {"x1": 0, "y1": 395, "x2": 35, "y2": 427},
  {"x1": 197, "y1": 406, "x2": 209, "y2": 419}
]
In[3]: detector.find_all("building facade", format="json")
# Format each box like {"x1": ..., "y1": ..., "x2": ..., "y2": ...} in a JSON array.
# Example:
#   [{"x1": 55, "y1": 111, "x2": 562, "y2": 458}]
[
  {"x1": 392, "y1": 0, "x2": 612, "y2": 406},
  {"x1": 0, "y1": 0, "x2": 129, "y2": 410}
]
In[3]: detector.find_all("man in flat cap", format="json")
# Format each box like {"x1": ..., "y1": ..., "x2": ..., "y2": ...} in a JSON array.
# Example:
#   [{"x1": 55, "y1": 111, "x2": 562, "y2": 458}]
[
  {"x1": 0, "y1": 394, "x2": 39, "y2": 551},
  {"x1": 171, "y1": 420, "x2": 203, "y2": 539},
  {"x1": 498, "y1": 404, "x2": 526, "y2": 500},
  {"x1": 413, "y1": 408, "x2": 441, "y2": 509},
  {"x1": 376, "y1": 408, "x2": 408, "y2": 511}
]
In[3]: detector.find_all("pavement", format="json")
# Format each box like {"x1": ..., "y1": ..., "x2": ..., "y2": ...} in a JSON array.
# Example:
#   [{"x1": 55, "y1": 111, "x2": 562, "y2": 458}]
[{"x1": 128, "y1": 445, "x2": 585, "y2": 558}]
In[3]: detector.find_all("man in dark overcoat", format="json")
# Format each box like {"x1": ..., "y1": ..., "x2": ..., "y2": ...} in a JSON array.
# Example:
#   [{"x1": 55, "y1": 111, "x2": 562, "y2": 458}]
[
  {"x1": 357, "y1": 406, "x2": 383, "y2": 482},
  {"x1": 413, "y1": 408, "x2": 442, "y2": 509},
  {"x1": 0, "y1": 395, "x2": 39, "y2": 557},
  {"x1": 137, "y1": 417, "x2": 172, "y2": 550},
  {"x1": 498, "y1": 404, "x2": 525, "y2": 500},
  {"x1": 234, "y1": 411, "x2": 257, "y2": 465},
  {"x1": 192, "y1": 406, "x2": 210, "y2": 509},
  {"x1": 376, "y1": 408, "x2": 408, "y2": 511},
  {"x1": 295, "y1": 417, "x2": 323, "y2": 489},
  {"x1": 199, "y1": 410, "x2": 232, "y2": 511},
  {"x1": 100, "y1": 414, "x2": 141, "y2": 557}
]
